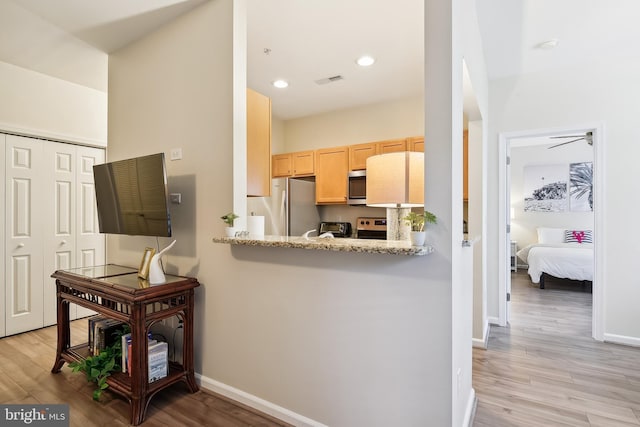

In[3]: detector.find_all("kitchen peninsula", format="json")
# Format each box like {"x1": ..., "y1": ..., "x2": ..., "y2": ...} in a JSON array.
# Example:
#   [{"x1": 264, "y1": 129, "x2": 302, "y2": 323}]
[{"x1": 212, "y1": 235, "x2": 433, "y2": 256}]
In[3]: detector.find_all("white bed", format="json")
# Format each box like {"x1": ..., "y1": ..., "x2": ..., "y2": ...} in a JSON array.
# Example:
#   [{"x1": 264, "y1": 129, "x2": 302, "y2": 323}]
[
  {"x1": 516, "y1": 227, "x2": 594, "y2": 288},
  {"x1": 517, "y1": 243, "x2": 593, "y2": 287}
]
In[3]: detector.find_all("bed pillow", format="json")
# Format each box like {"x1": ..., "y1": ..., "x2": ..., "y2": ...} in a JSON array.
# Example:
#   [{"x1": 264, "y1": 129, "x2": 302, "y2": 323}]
[
  {"x1": 565, "y1": 229, "x2": 592, "y2": 244},
  {"x1": 536, "y1": 227, "x2": 566, "y2": 244}
]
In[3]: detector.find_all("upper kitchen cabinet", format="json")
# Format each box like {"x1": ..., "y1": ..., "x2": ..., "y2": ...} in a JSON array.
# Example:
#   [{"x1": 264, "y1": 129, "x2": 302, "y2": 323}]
[
  {"x1": 407, "y1": 136, "x2": 424, "y2": 152},
  {"x1": 291, "y1": 150, "x2": 315, "y2": 176},
  {"x1": 272, "y1": 153, "x2": 292, "y2": 177},
  {"x1": 349, "y1": 138, "x2": 409, "y2": 170},
  {"x1": 272, "y1": 150, "x2": 315, "y2": 177},
  {"x1": 316, "y1": 146, "x2": 348, "y2": 204},
  {"x1": 377, "y1": 138, "x2": 407, "y2": 154},
  {"x1": 247, "y1": 88, "x2": 272, "y2": 196},
  {"x1": 349, "y1": 142, "x2": 377, "y2": 171}
]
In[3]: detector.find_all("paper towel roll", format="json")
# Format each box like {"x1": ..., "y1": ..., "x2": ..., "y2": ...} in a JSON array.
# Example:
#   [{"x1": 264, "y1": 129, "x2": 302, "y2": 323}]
[{"x1": 247, "y1": 216, "x2": 265, "y2": 238}]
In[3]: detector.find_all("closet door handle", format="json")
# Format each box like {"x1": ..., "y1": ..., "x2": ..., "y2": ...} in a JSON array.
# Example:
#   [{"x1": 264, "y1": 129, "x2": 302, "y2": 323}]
[
  {"x1": 17, "y1": 243, "x2": 25, "y2": 248},
  {"x1": 61, "y1": 240, "x2": 67, "y2": 245}
]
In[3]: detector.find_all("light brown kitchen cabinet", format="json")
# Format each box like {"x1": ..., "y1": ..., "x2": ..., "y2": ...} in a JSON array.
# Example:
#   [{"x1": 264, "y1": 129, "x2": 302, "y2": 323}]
[
  {"x1": 349, "y1": 142, "x2": 378, "y2": 170},
  {"x1": 272, "y1": 153, "x2": 292, "y2": 177},
  {"x1": 247, "y1": 88, "x2": 271, "y2": 196},
  {"x1": 272, "y1": 150, "x2": 315, "y2": 177},
  {"x1": 315, "y1": 146, "x2": 349, "y2": 204},
  {"x1": 292, "y1": 150, "x2": 315, "y2": 176},
  {"x1": 350, "y1": 139, "x2": 409, "y2": 171},
  {"x1": 377, "y1": 138, "x2": 407, "y2": 154},
  {"x1": 407, "y1": 136, "x2": 424, "y2": 152},
  {"x1": 463, "y1": 130, "x2": 469, "y2": 201}
]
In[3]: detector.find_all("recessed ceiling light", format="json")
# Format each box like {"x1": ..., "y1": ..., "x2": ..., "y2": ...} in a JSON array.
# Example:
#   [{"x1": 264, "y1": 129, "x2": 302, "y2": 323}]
[
  {"x1": 356, "y1": 55, "x2": 375, "y2": 67},
  {"x1": 272, "y1": 79, "x2": 288, "y2": 89},
  {"x1": 536, "y1": 39, "x2": 559, "y2": 50}
]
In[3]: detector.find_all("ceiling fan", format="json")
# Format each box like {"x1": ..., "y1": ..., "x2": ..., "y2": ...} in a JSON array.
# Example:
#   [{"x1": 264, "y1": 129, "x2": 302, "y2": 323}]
[{"x1": 548, "y1": 131, "x2": 593, "y2": 149}]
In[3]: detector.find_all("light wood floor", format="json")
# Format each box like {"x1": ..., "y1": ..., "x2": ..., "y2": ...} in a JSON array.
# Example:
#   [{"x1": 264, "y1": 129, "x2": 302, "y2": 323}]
[
  {"x1": 0, "y1": 319, "x2": 290, "y2": 426},
  {"x1": 473, "y1": 271, "x2": 640, "y2": 426},
  {"x1": 5, "y1": 274, "x2": 640, "y2": 426}
]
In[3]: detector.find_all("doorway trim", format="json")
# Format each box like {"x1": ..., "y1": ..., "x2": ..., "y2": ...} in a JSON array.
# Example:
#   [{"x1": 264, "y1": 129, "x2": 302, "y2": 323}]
[{"x1": 498, "y1": 122, "x2": 605, "y2": 340}]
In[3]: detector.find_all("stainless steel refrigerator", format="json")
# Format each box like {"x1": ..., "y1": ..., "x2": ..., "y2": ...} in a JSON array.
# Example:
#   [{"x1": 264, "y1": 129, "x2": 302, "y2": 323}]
[{"x1": 246, "y1": 177, "x2": 320, "y2": 237}]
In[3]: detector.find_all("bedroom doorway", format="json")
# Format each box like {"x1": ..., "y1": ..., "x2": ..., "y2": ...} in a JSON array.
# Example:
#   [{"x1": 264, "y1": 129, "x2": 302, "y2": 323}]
[{"x1": 498, "y1": 124, "x2": 604, "y2": 340}]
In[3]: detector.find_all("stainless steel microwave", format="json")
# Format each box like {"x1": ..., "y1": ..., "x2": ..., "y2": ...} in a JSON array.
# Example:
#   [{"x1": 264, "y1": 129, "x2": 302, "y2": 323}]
[{"x1": 347, "y1": 170, "x2": 367, "y2": 205}]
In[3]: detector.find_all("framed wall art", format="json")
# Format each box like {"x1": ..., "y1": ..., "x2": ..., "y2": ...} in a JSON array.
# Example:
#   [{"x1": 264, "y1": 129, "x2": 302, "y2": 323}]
[
  {"x1": 523, "y1": 164, "x2": 568, "y2": 212},
  {"x1": 569, "y1": 162, "x2": 593, "y2": 212}
]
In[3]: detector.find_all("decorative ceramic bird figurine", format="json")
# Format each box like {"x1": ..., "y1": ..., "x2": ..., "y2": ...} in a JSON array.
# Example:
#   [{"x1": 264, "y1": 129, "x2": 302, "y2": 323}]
[{"x1": 148, "y1": 240, "x2": 176, "y2": 284}]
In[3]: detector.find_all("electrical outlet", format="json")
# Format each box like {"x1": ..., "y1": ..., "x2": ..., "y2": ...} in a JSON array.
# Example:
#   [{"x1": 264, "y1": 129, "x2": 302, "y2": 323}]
[
  {"x1": 170, "y1": 148, "x2": 182, "y2": 160},
  {"x1": 170, "y1": 193, "x2": 182, "y2": 204}
]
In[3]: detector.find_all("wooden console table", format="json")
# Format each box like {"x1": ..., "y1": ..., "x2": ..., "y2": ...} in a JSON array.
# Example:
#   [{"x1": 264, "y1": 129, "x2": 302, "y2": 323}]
[{"x1": 51, "y1": 265, "x2": 200, "y2": 425}]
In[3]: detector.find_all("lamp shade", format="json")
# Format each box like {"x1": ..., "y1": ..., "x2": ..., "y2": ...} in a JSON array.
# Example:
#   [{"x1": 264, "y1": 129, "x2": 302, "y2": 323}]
[{"x1": 366, "y1": 151, "x2": 424, "y2": 207}]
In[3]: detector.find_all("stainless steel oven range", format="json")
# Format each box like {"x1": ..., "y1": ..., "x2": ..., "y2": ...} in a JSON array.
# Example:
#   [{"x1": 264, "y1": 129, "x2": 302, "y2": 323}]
[{"x1": 356, "y1": 217, "x2": 387, "y2": 240}]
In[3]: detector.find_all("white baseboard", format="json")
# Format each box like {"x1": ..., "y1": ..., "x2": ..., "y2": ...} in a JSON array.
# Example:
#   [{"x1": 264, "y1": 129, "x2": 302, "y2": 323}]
[
  {"x1": 471, "y1": 338, "x2": 485, "y2": 349},
  {"x1": 196, "y1": 373, "x2": 328, "y2": 427},
  {"x1": 487, "y1": 316, "x2": 501, "y2": 326},
  {"x1": 463, "y1": 388, "x2": 477, "y2": 427},
  {"x1": 472, "y1": 321, "x2": 490, "y2": 349},
  {"x1": 603, "y1": 333, "x2": 640, "y2": 347}
]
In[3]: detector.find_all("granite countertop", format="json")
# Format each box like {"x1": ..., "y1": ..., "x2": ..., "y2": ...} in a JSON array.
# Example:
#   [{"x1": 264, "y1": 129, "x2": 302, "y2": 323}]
[{"x1": 212, "y1": 235, "x2": 434, "y2": 256}]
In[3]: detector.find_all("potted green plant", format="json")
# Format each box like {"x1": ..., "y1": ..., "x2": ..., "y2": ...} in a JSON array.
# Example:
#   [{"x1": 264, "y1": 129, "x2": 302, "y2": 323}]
[
  {"x1": 221, "y1": 212, "x2": 239, "y2": 237},
  {"x1": 68, "y1": 324, "x2": 130, "y2": 401},
  {"x1": 403, "y1": 210, "x2": 437, "y2": 246}
]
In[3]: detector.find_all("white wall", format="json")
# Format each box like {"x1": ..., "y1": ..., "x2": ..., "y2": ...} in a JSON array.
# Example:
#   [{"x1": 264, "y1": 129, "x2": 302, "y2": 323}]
[
  {"x1": 282, "y1": 95, "x2": 424, "y2": 152},
  {"x1": 425, "y1": 0, "x2": 490, "y2": 423},
  {"x1": 456, "y1": 0, "x2": 490, "y2": 422},
  {"x1": 510, "y1": 143, "x2": 593, "y2": 252},
  {"x1": 0, "y1": 61, "x2": 107, "y2": 146},
  {"x1": 106, "y1": 1, "x2": 465, "y2": 425},
  {"x1": 0, "y1": 2, "x2": 108, "y2": 146},
  {"x1": 271, "y1": 116, "x2": 286, "y2": 154},
  {"x1": 106, "y1": 0, "x2": 491, "y2": 425},
  {"x1": 469, "y1": 121, "x2": 486, "y2": 345},
  {"x1": 486, "y1": 57, "x2": 640, "y2": 342},
  {"x1": 0, "y1": 1, "x2": 108, "y2": 92}
]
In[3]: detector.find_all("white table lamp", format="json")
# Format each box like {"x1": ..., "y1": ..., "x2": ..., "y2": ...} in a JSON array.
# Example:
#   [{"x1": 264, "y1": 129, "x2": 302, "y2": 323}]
[{"x1": 366, "y1": 151, "x2": 424, "y2": 240}]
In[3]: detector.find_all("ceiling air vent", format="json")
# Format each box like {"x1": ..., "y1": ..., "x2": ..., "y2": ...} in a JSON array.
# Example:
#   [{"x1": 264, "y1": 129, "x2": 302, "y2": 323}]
[{"x1": 315, "y1": 75, "x2": 344, "y2": 85}]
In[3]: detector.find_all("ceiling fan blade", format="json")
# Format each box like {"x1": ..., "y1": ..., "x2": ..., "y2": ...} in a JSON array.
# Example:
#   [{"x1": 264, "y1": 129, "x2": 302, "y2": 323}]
[
  {"x1": 547, "y1": 137, "x2": 584, "y2": 149},
  {"x1": 549, "y1": 134, "x2": 586, "y2": 139}
]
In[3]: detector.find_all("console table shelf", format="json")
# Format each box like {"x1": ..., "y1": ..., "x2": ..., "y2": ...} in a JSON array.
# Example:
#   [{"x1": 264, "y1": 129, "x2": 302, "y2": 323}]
[{"x1": 51, "y1": 265, "x2": 200, "y2": 426}]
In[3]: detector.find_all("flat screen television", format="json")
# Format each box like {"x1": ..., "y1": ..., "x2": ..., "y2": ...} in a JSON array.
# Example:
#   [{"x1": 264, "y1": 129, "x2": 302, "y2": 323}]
[{"x1": 93, "y1": 153, "x2": 172, "y2": 237}]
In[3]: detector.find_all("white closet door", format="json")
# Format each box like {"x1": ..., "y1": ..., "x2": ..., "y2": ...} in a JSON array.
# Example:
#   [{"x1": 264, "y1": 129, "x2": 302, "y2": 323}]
[
  {"x1": 75, "y1": 146, "x2": 105, "y2": 319},
  {"x1": 5, "y1": 135, "x2": 44, "y2": 335},
  {"x1": 0, "y1": 134, "x2": 5, "y2": 338},
  {"x1": 43, "y1": 142, "x2": 77, "y2": 326}
]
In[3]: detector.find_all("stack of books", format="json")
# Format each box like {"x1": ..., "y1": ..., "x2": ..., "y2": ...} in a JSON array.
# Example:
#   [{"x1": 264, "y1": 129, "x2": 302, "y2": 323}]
[
  {"x1": 120, "y1": 332, "x2": 168, "y2": 383},
  {"x1": 88, "y1": 315, "x2": 125, "y2": 356},
  {"x1": 88, "y1": 315, "x2": 169, "y2": 383}
]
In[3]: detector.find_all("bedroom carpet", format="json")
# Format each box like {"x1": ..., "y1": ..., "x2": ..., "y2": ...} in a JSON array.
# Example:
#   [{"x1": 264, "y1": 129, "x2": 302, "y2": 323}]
[{"x1": 473, "y1": 270, "x2": 640, "y2": 426}]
